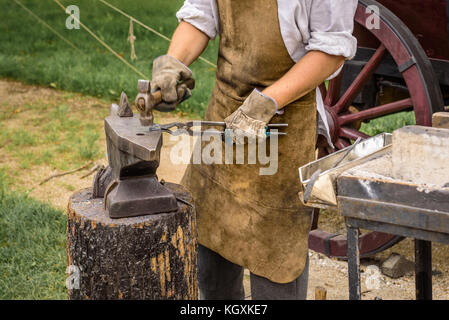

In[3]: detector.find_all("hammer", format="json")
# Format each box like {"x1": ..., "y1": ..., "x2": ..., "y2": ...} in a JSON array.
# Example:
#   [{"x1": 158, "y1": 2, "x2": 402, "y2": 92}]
[{"x1": 135, "y1": 79, "x2": 195, "y2": 126}]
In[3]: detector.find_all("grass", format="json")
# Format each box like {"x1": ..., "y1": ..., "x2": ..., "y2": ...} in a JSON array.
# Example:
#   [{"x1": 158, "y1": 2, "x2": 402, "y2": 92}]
[
  {"x1": 0, "y1": 0, "x2": 218, "y2": 117},
  {"x1": 0, "y1": 170, "x2": 67, "y2": 299},
  {"x1": 1, "y1": 100, "x2": 105, "y2": 178},
  {"x1": 361, "y1": 111, "x2": 416, "y2": 136}
]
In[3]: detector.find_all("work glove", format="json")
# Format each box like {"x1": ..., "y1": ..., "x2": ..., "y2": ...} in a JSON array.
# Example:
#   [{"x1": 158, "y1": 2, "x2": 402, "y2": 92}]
[
  {"x1": 151, "y1": 55, "x2": 193, "y2": 112},
  {"x1": 224, "y1": 89, "x2": 278, "y2": 145}
]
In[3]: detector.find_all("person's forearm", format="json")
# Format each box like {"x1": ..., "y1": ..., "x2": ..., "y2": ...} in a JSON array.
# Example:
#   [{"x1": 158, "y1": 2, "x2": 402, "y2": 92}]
[
  {"x1": 167, "y1": 21, "x2": 210, "y2": 66},
  {"x1": 263, "y1": 51, "x2": 345, "y2": 109}
]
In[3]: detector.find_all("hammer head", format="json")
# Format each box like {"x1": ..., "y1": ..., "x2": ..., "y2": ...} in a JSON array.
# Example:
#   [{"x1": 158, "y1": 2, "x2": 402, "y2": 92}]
[{"x1": 135, "y1": 79, "x2": 156, "y2": 126}]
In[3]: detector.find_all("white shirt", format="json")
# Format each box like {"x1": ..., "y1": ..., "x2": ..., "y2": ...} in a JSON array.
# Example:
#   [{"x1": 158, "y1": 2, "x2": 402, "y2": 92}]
[{"x1": 176, "y1": 0, "x2": 359, "y2": 145}]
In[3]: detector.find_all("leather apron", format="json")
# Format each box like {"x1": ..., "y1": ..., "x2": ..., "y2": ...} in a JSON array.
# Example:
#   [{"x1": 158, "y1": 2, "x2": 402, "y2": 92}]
[{"x1": 181, "y1": 0, "x2": 317, "y2": 283}]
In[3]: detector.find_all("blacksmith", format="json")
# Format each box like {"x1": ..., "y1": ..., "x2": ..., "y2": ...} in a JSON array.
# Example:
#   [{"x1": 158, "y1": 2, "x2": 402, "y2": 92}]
[{"x1": 151, "y1": 0, "x2": 358, "y2": 299}]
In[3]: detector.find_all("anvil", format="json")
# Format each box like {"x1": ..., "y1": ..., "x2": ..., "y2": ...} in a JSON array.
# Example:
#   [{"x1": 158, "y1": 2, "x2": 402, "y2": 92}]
[{"x1": 99, "y1": 92, "x2": 178, "y2": 219}]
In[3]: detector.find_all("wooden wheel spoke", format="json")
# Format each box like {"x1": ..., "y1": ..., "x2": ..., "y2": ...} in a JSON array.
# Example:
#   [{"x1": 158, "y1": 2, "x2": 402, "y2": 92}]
[
  {"x1": 339, "y1": 127, "x2": 370, "y2": 141},
  {"x1": 334, "y1": 44, "x2": 387, "y2": 113},
  {"x1": 334, "y1": 138, "x2": 351, "y2": 150},
  {"x1": 338, "y1": 98, "x2": 413, "y2": 125},
  {"x1": 325, "y1": 72, "x2": 343, "y2": 107},
  {"x1": 319, "y1": 83, "x2": 327, "y2": 101}
]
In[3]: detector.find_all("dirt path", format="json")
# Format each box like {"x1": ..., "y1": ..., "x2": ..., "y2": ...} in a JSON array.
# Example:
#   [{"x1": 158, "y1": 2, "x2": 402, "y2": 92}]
[{"x1": 1, "y1": 79, "x2": 448, "y2": 300}]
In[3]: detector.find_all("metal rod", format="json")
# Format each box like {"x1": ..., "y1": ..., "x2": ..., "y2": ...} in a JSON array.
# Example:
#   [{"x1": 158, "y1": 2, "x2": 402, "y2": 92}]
[{"x1": 332, "y1": 137, "x2": 362, "y2": 169}]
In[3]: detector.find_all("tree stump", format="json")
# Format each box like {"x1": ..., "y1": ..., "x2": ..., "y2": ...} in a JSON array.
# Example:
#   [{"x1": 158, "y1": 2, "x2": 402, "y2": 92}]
[{"x1": 66, "y1": 182, "x2": 197, "y2": 300}]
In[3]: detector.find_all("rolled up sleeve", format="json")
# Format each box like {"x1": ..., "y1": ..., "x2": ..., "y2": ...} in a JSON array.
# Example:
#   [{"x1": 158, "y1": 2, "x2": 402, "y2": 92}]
[
  {"x1": 176, "y1": 0, "x2": 218, "y2": 39},
  {"x1": 305, "y1": 0, "x2": 358, "y2": 59}
]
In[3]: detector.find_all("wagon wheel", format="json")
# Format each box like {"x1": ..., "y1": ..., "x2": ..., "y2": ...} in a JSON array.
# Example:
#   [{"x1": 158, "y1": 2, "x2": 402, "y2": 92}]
[{"x1": 308, "y1": 0, "x2": 444, "y2": 259}]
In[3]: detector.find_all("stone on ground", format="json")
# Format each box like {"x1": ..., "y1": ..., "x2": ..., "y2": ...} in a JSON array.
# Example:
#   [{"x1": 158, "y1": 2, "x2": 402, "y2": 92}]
[
  {"x1": 432, "y1": 112, "x2": 449, "y2": 129},
  {"x1": 381, "y1": 253, "x2": 414, "y2": 279}
]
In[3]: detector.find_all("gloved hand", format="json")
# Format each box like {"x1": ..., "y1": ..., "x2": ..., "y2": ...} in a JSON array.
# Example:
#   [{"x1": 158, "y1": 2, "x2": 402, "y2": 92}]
[
  {"x1": 151, "y1": 55, "x2": 193, "y2": 112},
  {"x1": 224, "y1": 89, "x2": 278, "y2": 144}
]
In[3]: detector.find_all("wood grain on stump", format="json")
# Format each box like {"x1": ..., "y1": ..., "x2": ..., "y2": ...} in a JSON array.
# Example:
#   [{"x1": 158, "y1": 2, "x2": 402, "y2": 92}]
[{"x1": 66, "y1": 183, "x2": 197, "y2": 300}]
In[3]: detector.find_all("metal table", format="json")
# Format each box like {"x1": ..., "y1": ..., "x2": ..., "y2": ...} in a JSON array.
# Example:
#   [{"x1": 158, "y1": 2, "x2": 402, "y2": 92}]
[{"x1": 337, "y1": 155, "x2": 449, "y2": 300}]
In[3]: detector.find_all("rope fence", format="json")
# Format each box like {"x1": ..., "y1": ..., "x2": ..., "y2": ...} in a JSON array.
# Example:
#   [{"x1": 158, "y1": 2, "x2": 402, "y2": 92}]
[
  {"x1": 52, "y1": 0, "x2": 149, "y2": 79},
  {"x1": 13, "y1": 0, "x2": 216, "y2": 81},
  {"x1": 97, "y1": 0, "x2": 217, "y2": 68}
]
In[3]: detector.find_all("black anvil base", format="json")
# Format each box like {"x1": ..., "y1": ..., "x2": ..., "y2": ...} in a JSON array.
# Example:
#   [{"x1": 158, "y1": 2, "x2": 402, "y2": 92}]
[{"x1": 105, "y1": 175, "x2": 178, "y2": 219}]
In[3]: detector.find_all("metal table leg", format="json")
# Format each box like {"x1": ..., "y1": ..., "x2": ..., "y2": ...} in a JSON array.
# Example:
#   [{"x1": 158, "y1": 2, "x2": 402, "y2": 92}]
[
  {"x1": 415, "y1": 239, "x2": 432, "y2": 300},
  {"x1": 347, "y1": 226, "x2": 361, "y2": 300}
]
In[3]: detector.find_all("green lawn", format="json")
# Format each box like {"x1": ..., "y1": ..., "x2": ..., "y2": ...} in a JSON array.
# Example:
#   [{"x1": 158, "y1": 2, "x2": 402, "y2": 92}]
[
  {"x1": 0, "y1": 0, "x2": 218, "y2": 117},
  {"x1": 0, "y1": 171, "x2": 67, "y2": 299},
  {"x1": 360, "y1": 110, "x2": 415, "y2": 136}
]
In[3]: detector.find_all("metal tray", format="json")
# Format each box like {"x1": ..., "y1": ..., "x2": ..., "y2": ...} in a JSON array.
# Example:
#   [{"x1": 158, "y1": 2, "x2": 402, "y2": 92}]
[{"x1": 298, "y1": 133, "x2": 392, "y2": 209}]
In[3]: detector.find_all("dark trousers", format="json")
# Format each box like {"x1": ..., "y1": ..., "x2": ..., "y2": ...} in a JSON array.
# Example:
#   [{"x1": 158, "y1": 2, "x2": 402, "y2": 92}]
[{"x1": 198, "y1": 244, "x2": 309, "y2": 300}]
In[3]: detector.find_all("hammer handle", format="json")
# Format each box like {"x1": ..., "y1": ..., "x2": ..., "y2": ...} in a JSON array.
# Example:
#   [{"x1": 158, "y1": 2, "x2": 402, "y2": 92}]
[
  {"x1": 151, "y1": 78, "x2": 195, "y2": 105},
  {"x1": 151, "y1": 91, "x2": 163, "y2": 105}
]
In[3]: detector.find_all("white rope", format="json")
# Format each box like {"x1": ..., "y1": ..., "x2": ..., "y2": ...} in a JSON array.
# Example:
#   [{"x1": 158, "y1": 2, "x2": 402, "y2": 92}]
[
  {"x1": 52, "y1": 0, "x2": 148, "y2": 79},
  {"x1": 97, "y1": 0, "x2": 217, "y2": 68},
  {"x1": 98, "y1": 0, "x2": 171, "y2": 41},
  {"x1": 13, "y1": 0, "x2": 84, "y2": 55},
  {"x1": 128, "y1": 19, "x2": 137, "y2": 61}
]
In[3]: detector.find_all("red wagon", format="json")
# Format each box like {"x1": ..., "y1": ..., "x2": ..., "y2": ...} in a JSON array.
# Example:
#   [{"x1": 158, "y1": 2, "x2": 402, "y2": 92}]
[{"x1": 310, "y1": 0, "x2": 447, "y2": 258}]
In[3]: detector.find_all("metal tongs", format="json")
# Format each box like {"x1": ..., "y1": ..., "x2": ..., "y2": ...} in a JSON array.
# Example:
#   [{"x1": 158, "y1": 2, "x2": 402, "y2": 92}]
[{"x1": 149, "y1": 121, "x2": 288, "y2": 137}]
